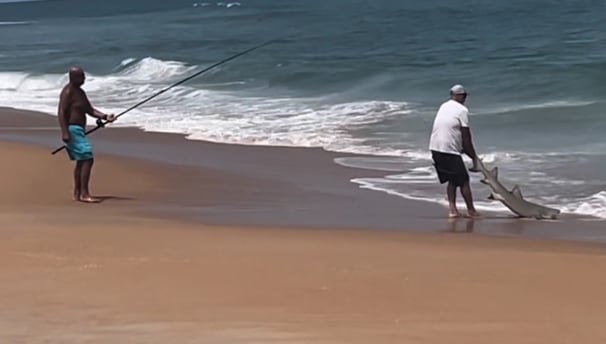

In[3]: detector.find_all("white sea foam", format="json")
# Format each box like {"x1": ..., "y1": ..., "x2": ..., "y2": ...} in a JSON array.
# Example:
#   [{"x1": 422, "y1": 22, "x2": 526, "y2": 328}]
[
  {"x1": 350, "y1": 174, "x2": 592, "y2": 217},
  {"x1": 350, "y1": 177, "x2": 512, "y2": 213},
  {"x1": 0, "y1": 0, "x2": 45, "y2": 3},
  {"x1": 0, "y1": 21, "x2": 34, "y2": 25},
  {"x1": 192, "y1": 2, "x2": 241, "y2": 8},
  {"x1": 560, "y1": 191, "x2": 606, "y2": 219},
  {"x1": 478, "y1": 100, "x2": 596, "y2": 116},
  {"x1": 342, "y1": 155, "x2": 604, "y2": 219},
  {"x1": 115, "y1": 57, "x2": 198, "y2": 81},
  {"x1": 0, "y1": 57, "x2": 411, "y2": 152}
]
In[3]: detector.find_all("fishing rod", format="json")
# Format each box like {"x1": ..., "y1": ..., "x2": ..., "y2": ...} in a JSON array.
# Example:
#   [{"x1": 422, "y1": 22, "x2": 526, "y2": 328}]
[{"x1": 51, "y1": 39, "x2": 278, "y2": 155}]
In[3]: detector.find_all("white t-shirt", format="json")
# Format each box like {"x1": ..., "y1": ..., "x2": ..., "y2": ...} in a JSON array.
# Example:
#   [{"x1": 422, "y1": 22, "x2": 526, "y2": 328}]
[{"x1": 428, "y1": 99, "x2": 470, "y2": 155}]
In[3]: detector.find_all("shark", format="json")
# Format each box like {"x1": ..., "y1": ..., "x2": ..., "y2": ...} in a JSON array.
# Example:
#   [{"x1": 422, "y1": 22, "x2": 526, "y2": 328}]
[{"x1": 473, "y1": 158, "x2": 561, "y2": 220}]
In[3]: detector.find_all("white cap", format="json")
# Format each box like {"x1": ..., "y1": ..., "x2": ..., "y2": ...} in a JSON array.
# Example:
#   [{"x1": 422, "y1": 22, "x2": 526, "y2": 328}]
[{"x1": 450, "y1": 84, "x2": 467, "y2": 94}]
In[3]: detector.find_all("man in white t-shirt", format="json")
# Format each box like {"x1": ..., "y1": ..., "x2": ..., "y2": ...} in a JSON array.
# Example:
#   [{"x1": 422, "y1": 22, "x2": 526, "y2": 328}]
[{"x1": 429, "y1": 84, "x2": 480, "y2": 218}]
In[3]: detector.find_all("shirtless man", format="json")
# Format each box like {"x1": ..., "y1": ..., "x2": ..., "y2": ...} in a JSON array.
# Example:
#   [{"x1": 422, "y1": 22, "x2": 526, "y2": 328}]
[{"x1": 57, "y1": 66, "x2": 115, "y2": 203}]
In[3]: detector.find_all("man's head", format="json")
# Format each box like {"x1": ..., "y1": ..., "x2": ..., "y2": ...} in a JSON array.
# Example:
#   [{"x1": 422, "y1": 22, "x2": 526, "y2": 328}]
[
  {"x1": 449, "y1": 84, "x2": 467, "y2": 104},
  {"x1": 68, "y1": 66, "x2": 85, "y2": 87}
]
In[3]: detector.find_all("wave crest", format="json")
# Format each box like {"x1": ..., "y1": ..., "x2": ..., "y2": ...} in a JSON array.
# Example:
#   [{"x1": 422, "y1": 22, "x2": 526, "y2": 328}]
[{"x1": 113, "y1": 57, "x2": 197, "y2": 82}]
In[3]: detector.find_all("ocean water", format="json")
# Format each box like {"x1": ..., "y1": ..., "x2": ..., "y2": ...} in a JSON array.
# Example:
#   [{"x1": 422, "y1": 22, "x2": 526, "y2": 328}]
[{"x1": 1, "y1": 0, "x2": 606, "y2": 218}]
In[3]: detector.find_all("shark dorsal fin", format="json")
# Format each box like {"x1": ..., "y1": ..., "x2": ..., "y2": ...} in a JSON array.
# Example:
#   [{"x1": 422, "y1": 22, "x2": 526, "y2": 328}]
[
  {"x1": 488, "y1": 166, "x2": 498, "y2": 179},
  {"x1": 511, "y1": 185, "x2": 523, "y2": 198}
]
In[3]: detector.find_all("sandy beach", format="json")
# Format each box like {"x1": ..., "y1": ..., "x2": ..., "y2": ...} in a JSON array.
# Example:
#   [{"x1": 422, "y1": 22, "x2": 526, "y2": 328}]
[{"x1": 2, "y1": 107, "x2": 606, "y2": 343}]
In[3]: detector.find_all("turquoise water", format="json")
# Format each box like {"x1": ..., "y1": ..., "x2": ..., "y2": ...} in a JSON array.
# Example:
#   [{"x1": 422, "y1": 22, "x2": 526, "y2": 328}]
[{"x1": 1, "y1": 0, "x2": 606, "y2": 217}]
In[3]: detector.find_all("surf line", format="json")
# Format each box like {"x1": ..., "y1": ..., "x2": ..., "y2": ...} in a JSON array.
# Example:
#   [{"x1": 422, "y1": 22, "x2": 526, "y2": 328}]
[{"x1": 51, "y1": 38, "x2": 280, "y2": 155}]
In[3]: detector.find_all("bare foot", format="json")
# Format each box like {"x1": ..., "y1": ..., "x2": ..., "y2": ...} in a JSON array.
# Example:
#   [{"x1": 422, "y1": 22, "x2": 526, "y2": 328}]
[
  {"x1": 448, "y1": 211, "x2": 462, "y2": 218},
  {"x1": 465, "y1": 210, "x2": 481, "y2": 218},
  {"x1": 79, "y1": 196, "x2": 101, "y2": 203}
]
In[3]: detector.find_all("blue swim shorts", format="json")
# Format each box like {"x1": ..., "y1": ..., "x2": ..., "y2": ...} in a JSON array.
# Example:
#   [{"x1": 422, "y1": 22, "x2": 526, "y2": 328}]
[{"x1": 66, "y1": 125, "x2": 93, "y2": 161}]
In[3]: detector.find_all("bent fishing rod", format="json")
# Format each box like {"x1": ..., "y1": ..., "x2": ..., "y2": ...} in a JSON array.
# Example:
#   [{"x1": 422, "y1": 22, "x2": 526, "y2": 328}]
[{"x1": 51, "y1": 39, "x2": 278, "y2": 155}]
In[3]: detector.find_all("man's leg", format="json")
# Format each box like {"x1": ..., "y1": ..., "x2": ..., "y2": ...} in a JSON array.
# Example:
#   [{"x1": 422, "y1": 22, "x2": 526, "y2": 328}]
[
  {"x1": 73, "y1": 160, "x2": 83, "y2": 201},
  {"x1": 461, "y1": 181, "x2": 479, "y2": 217},
  {"x1": 79, "y1": 158, "x2": 100, "y2": 203},
  {"x1": 447, "y1": 181, "x2": 460, "y2": 217}
]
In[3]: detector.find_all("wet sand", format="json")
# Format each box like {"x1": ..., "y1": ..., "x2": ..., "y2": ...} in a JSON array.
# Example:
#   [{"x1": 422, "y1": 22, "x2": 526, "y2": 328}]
[
  {"x1": 2, "y1": 107, "x2": 606, "y2": 343},
  {"x1": 2, "y1": 107, "x2": 605, "y2": 241}
]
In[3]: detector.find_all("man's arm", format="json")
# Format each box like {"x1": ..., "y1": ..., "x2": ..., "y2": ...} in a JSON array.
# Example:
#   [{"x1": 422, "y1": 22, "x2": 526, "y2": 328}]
[
  {"x1": 90, "y1": 108, "x2": 110, "y2": 120},
  {"x1": 459, "y1": 109, "x2": 480, "y2": 171},
  {"x1": 86, "y1": 99, "x2": 108, "y2": 120},
  {"x1": 462, "y1": 127, "x2": 478, "y2": 161},
  {"x1": 58, "y1": 88, "x2": 70, "y2": 142}
]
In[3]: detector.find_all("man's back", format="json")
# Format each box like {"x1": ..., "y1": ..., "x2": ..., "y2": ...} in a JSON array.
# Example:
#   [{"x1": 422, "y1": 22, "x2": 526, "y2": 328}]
[{"x1": 429, "y1": 99, "x2": 469, "y2": 155}]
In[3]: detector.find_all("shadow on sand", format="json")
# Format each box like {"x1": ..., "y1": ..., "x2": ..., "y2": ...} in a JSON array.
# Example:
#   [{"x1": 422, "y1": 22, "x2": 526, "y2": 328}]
[{"x1": 77, "y1": 195, "x2": 136, "y2": 204}]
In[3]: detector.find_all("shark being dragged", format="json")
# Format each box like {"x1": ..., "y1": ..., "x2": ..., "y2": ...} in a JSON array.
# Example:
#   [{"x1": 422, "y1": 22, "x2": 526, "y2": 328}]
[{"x1": 472, "y1": 159, "x2": 561, "y2": 220}]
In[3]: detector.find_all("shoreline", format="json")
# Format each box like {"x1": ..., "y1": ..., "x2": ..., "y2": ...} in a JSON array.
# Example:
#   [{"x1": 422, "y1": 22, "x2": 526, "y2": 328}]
[{"x1": 2, "y1": 106, "x2": 605, "y2": 244}]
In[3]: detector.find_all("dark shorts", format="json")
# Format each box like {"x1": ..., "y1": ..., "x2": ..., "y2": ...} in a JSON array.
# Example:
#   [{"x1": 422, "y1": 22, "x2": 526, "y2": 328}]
[{"x1": 431, "y1": 150, "x2": 469, "y2": 187}]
